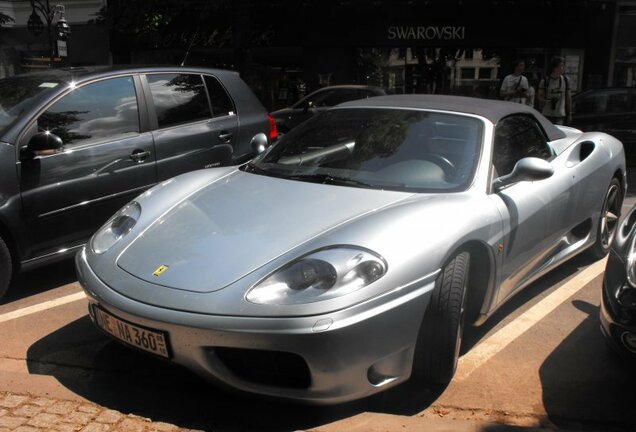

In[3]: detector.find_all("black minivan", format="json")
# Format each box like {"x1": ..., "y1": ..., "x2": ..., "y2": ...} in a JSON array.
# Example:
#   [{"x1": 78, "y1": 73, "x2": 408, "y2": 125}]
[{"x1": 0, "y1": 66, "x2": 276, "y2": 300}]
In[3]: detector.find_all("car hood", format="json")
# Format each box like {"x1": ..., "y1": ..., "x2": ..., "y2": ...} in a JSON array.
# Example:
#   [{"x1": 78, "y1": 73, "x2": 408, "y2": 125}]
[
  {"x1": 270, "y1": 107, "x2": 293, "y2": 117},
  {"x1": 116, "y1": 171, "x2": 412, "y2": 293}
]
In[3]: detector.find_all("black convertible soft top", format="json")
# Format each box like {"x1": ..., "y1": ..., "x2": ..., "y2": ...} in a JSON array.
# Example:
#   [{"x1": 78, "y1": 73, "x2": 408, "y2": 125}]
[{"x1": 338, "y1": 94, "x2": 566, "y2": 142}]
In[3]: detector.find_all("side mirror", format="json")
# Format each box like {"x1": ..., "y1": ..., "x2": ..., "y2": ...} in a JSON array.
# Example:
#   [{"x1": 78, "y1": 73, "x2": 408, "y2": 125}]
[
  {"x1": 20, "y1": 132, "x2": 64, "y2": 160},
  {"x1": 250, "y1": 132, "x2": 269, "y2": 155},
  {"x1": 493, "y1": 157, "x2": 554, "y2": 191},
  {"x1": 302, "y1": 100, "x2": 313, "y2": 113}
]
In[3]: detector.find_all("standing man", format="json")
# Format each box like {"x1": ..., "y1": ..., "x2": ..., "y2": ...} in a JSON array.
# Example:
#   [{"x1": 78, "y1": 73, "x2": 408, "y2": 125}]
[
  {"x1": 500, "y1": 60, "x2": 529, "y2": 104},
  {"x1": 538, "y1": 56, "x2": 572, "y2": 125}
]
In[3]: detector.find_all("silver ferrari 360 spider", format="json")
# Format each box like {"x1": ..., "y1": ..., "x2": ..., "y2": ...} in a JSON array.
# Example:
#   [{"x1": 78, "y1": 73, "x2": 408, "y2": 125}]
[{"x1": 76, "y1": 95, "x2": 625, "y2": 404}]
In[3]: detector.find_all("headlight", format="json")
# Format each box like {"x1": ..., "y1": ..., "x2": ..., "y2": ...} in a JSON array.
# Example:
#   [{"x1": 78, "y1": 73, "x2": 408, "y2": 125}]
[
  {"x1": 627, "y1": 233, "x2": 636, "y2": 288},
  {"x1": 91, "y1": 201, "x2": 141, "y2": 254},
  {"x1": 246, "y1": 247, "x2": 386, "y2": 305}
]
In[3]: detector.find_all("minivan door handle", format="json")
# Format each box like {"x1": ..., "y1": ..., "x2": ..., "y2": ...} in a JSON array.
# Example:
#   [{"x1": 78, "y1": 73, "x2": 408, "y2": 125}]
[
  {"x1": 218, "y1": 131, "x2": 233, "y2": 143},
  {"x1": 130, "y1": 149, "x2": 150, "y2": 163}
]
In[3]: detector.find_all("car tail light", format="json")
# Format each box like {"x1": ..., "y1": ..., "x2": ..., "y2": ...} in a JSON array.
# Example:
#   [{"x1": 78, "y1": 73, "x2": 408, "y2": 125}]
[{"x1": 267, "y1": 113, "x2": 278, "y2": 141}]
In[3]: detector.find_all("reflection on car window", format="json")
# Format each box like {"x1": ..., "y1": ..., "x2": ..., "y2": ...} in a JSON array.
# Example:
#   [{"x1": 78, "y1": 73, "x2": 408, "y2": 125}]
[
  {"x1": 0, "y1": 74, "x2": 62, "y2": 136},
  {"x1": 203, "y1": 75, "x2": 235, "y2": 117},
  {"x1": 147, "y1": 74, "x2": 211, "y2": 128},
  {"x1": 248, "y1": 108, "x2": 483, "y2": 193},
  {"x1": 38, "y1": 76, "x2": 139, "y2": 148},
  {"x1": 493, "y1": 115, "x2": 551, "y2": 176}
]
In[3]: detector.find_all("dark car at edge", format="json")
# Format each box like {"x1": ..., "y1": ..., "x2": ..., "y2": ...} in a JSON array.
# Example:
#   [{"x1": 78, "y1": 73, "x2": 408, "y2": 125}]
[
  {"x1": 571, "y1": 87, "x2": 636, "y2": 163},
  {"x1": 601, "y1": 204, "x2": 636, "y2": 358}
]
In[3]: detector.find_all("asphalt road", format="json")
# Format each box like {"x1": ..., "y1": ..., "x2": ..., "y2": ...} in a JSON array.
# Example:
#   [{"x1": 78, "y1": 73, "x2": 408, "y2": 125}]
[{"x1": 0, "y1": 198, "x2": 635, "y2": 431}]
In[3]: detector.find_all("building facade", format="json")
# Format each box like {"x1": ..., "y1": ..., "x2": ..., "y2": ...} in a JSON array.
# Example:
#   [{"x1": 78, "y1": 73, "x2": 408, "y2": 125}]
[{"x1": 2, "y1": 0, "x2": 633, "y2": 111}]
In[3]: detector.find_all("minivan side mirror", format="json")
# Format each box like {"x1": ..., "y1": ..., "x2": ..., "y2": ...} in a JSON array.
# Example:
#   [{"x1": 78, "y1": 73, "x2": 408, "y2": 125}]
[
  {"x1": 302, "y1": 100, "x2": 314, "y2": 113},
  {"x1": 493, "y1": 157, "x2": 554, "y2": 191},
  {"x1": 20, "y1": 132, "x2": 64, "y2": 160}
]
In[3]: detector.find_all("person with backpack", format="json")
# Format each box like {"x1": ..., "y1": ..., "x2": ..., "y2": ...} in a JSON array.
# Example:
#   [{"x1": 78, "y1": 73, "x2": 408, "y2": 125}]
[
  {"x1": 500, "y1": 59, "x2": 530, "y2": 104},
  {"x1": 538, "y1": 56, "x2": 572, "y2": 125}
]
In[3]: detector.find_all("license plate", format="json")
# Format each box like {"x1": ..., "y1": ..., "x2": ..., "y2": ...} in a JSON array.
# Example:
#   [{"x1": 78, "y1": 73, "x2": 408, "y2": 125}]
[{"x1": 92, "y1": 305, "x2": 171, "y2": 359}]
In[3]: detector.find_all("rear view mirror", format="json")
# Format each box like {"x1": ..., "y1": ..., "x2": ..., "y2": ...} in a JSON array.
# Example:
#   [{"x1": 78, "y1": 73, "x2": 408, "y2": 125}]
[
  {"x1": 494, "y1": 157, "x2": 554, "y2": 190},
  {"x1": 20, "y1": 132, "x2": 64, "y2": 160}
]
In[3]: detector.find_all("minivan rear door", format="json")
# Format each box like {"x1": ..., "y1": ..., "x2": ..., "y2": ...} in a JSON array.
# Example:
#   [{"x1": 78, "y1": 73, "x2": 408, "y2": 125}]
[{"x1": 142, "y1": 72, "x2": 239, "y2": 181}]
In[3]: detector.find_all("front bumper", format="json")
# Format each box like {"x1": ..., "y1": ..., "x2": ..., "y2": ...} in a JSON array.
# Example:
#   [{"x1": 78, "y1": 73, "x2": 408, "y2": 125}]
[{"x1": 76, "y1": 249, "x2": 435, "y2": 404}]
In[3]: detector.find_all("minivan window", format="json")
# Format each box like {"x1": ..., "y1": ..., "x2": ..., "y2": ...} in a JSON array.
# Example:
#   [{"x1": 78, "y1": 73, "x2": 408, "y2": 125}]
[
  {"x1": 0, "y1": 75, "x2": 62, "y2": 137},
  {"x1": 38, "y1": 76, "x2": 140, "y2": 148},
  {"x1": 204, "y1": 75, "x2": 234, "y2": 117},
  {"x1": 147, "y1": 74, "x2": 211, "y2": 128}
]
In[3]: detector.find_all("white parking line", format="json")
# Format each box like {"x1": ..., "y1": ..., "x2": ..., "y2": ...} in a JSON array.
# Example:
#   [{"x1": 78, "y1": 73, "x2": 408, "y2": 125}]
[
  {"x1": 0, "y1": 292, "x2": 86, "y2": 324},
  {"x1": 455, "y1": 257, "x2": 607, "y2": 381}
]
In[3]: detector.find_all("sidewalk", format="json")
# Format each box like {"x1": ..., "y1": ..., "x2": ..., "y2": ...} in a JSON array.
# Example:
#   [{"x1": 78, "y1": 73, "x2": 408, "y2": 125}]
[
  {"x1": 0, "y1": 390, "x2": 601, "y2": 432},
  {"x1": 0, "y1": 391, "x2": 199, "y2": 432}
]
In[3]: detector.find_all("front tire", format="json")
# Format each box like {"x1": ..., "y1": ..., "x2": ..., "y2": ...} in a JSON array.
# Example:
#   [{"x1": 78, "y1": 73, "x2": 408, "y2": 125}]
[
  {"x1": 589, "y1": 178, "x2": 622, "y2": 259},
  {"x1": 0, "y1": 236, "x2": 12, "y2": 301},
  {"x1": 413, "y1": 251, "x2": 470, "y2": 385}
]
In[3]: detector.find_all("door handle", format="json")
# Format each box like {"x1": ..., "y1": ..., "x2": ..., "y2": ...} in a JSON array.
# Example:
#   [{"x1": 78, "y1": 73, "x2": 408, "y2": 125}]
[
  {"x1": 130, "y1": 149, "x2": 150, "y2": 163},
  {"x1": 218, "y1": 131, "x2": 233, "y2": 143}
]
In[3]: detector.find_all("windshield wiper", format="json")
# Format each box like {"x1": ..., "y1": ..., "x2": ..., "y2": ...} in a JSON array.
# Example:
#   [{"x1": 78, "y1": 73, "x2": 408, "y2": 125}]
[{"x1": 287, "y1": 173, "x2": 378, "y2": 189}]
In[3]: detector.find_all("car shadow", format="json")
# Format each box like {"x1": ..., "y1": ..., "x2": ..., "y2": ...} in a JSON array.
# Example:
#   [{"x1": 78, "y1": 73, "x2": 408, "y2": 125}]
[
  {"x1": 25, "y1": 315, "x2": 445, "y2": 431},
  {"x1": 2, "y1": 259, "x2": 77, "y2": 305},
  {"x1": 538, "y1": 299, "x2": 636, "y2": 429}
]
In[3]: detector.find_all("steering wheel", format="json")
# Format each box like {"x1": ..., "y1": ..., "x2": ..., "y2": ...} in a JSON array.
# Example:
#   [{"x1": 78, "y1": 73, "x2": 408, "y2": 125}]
[{"x1": 420, "y1": 154, "x2": 456, "y2": 180}]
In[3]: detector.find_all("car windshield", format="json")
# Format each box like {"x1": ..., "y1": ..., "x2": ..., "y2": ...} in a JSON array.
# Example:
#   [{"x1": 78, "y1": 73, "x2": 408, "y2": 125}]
[
  {"x1": 246, "y1": 108, "x2": 484, "y2": 193},
  {"x1": 0, "y1": 74, "x2": 64, "y2": 137}
]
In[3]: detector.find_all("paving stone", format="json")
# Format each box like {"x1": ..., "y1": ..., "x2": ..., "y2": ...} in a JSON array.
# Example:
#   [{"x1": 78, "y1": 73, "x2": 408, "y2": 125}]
[
  {"x1": 13, "y1": 404, "x2": 45, "y2": 418},
  {"x1": 77, "y1": 405, "x2": 101, "y2": 415},
  {"x1": 55, "y1": 424, "x2": 85, "y2": 432},
  {"x1": 13, "y1": 426, "x2": 40, "y2": 432},
  {"x1": 27, "y1": 412, "x2": 62, "y2": 427},
  {"x1": 66, "y1": 410, "x2": 95, "y2": 425},
  {"x1": 95, "y1": 409, "x2": 122, "y2": 424},
  {"x1": 148, "y1": 422, "x2": 180, "y2": 431},
  {"x1": 81, "y1": 423, "x2": 111, "y2": 432},
  {"x1": 117, "y1": 418, "x2": 148, "y2": 432},
  {"x1": 0, "y1": 415, "x2": 27, "y2": 428},
  {"x1": 0, "y1": 395, "x2": 29, "y2": 408},
  {"x1": 31, "y1": 397, "x2": 56, "y2": 407},
  {"x1": 46, "y1": 401, "x2": 79, "y2": 415}
]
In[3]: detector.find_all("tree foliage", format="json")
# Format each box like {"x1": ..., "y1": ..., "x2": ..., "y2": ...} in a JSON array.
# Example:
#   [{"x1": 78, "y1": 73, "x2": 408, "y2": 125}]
[
  {"x1": 93, "y1": 0, "x2": 233, "y2": 39},
  {"x1": 0, "y1": 11, "x2": 14, "y2": 26}
]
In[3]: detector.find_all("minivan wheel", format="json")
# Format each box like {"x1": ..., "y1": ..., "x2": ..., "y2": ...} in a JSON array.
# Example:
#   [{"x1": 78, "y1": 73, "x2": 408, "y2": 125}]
[
  {"x1": 0, "y1": 237, "x2": 11, "y2": 301},
  {"x1": 413, "y1": 251, "x2": 470, "y2": 385}
]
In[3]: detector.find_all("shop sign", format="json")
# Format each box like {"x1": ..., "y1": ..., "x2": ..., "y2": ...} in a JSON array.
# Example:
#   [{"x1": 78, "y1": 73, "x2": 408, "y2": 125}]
[{"x1": 387, "y1": 26, "x2": 466, "y2": 41}]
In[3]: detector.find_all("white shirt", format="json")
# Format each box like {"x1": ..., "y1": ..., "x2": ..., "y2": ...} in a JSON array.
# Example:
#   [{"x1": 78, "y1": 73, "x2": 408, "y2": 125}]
[
  {"x1": 500, "y1": 74, "x2": 529, "y2": 104},
  {"x1": 540, "y1": 76, "x2": 568, "y2": 118}
]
